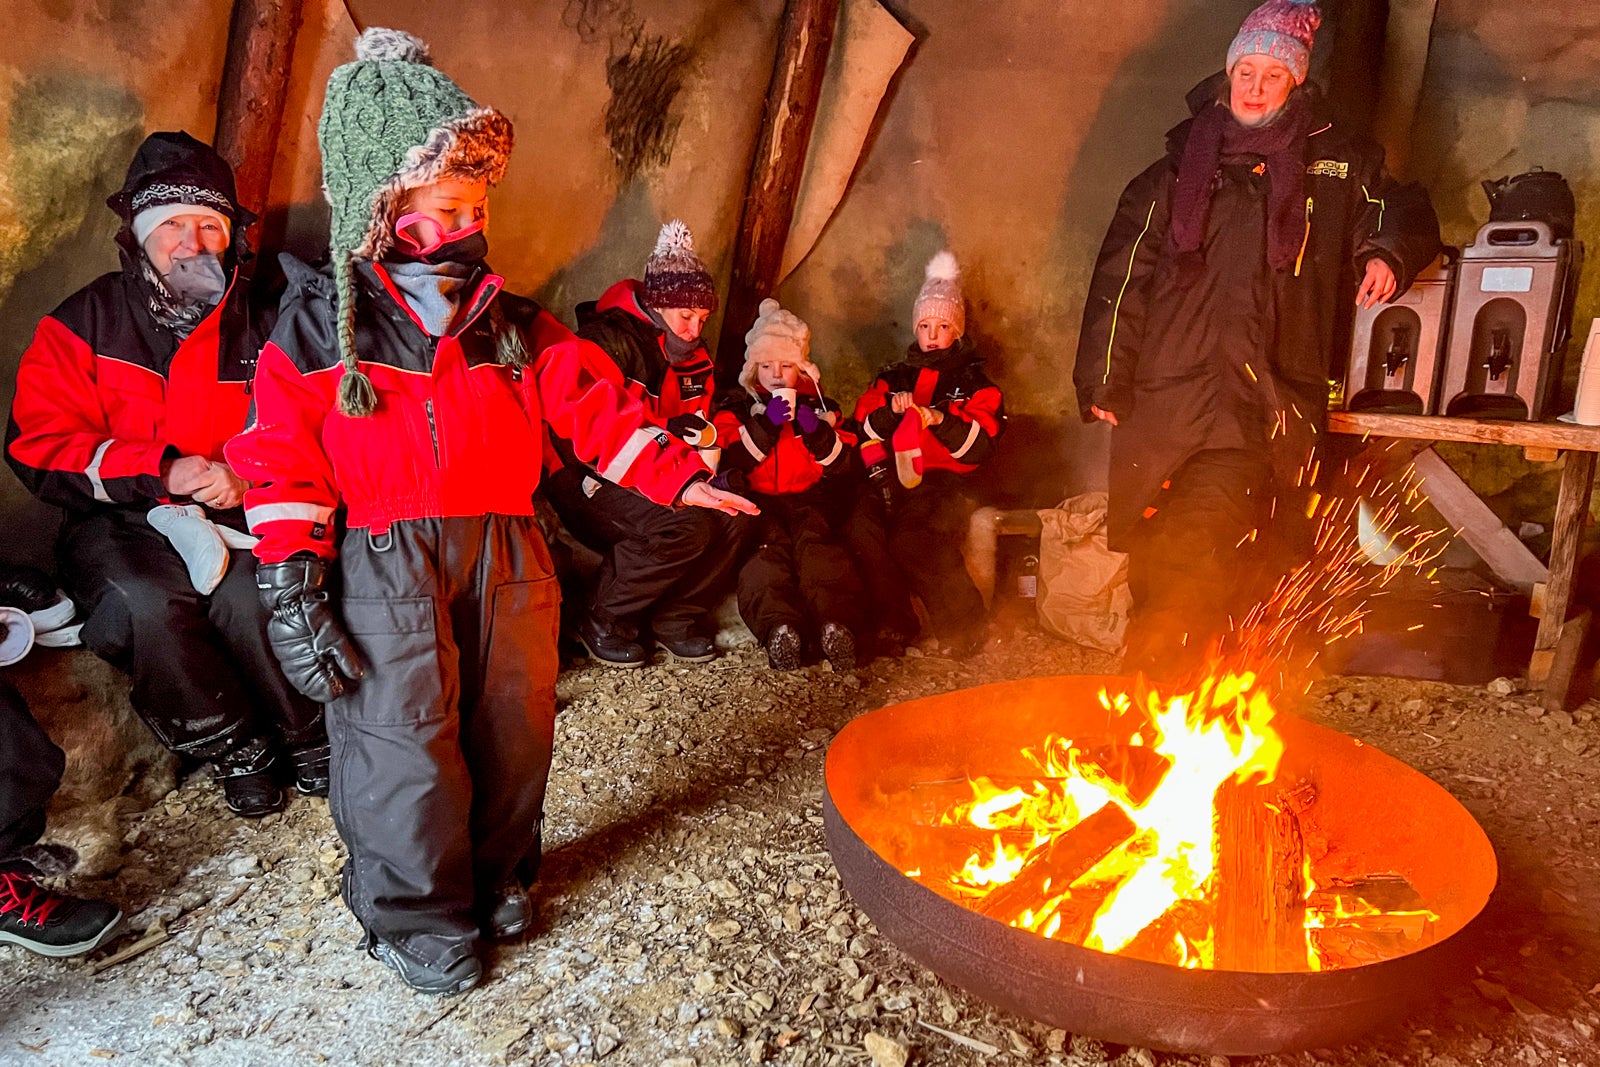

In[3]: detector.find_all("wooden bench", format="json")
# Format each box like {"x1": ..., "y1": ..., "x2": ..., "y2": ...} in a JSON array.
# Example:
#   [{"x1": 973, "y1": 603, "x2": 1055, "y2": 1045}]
[{"x1": 1327, "y1": 411, "x2": 1600, "y2": 707}]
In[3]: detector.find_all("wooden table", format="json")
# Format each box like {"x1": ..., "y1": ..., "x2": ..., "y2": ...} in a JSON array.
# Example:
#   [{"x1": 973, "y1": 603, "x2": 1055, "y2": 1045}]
[{"x1": 1328, "y1": 411, "x2": 1600, "y2": 706}]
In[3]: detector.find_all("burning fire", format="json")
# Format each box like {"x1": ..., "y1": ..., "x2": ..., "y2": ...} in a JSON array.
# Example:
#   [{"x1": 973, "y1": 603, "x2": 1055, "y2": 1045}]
[
  {"x1": 925, "y1": 671, "x2": 1436, "y2": 972},
  {"x1": 914, "y1": 453, "x2": 1450, "y2": 972}
]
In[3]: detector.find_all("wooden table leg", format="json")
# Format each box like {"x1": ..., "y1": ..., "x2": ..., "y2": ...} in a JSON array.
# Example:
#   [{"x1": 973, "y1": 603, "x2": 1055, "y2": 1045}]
[{"x1": 1529, "y1": 450, "x2": 1597, "y2": 692}]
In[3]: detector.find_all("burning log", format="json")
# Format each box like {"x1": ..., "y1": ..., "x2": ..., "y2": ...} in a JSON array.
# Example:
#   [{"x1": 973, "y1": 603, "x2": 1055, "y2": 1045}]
[
  {"x1": 1306, "y1": 874, "x2": 1437, "y2": 969},
  {"x1": 1213, "y1": 779, "x2": 1316, "y2": 972},
  {"x1": 973, "y1": 804, "x2": 1137, "y2": 924}
]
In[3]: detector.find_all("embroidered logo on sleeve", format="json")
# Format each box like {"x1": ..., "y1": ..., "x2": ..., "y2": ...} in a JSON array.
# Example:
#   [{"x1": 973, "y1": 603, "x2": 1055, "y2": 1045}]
[{"x1": 1307, "y1": 160, "x2": 1350, "y2": 179}]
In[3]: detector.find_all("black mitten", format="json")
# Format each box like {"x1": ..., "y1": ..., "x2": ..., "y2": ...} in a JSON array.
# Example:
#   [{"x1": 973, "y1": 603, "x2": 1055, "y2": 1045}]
[
  {"x1": 0, "y1": 564, "x2": 58, "y2": 613},
  {"x1": 665, "y1": 413, "x2": 716, "y2": 447},
  {"x1": 866, "y1": 462, "x2": 897, "y2": 520},
  {"x1": 256, "y1": 557, "x2": 364, "y2": 703}
]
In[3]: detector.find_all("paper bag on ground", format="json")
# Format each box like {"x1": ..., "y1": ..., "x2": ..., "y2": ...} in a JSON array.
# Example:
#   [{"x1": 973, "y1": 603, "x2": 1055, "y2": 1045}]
[{"x1": 1036, "y1": 492, "x2": 1132, "y2": 655}]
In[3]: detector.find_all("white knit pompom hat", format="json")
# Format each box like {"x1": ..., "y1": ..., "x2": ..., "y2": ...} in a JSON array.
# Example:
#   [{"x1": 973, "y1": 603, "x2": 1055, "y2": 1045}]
[
  {"x1": 912, "y1": 250, "x2": 965, "y2": 337},
  {"x1": 739, "y1": 298, "x2": 820, "y2": 396}
]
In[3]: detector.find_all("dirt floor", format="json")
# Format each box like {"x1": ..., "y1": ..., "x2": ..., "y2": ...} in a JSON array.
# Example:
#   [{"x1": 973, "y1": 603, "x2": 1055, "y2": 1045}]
[{"x1": 5, "y1": 605, "x2": 1600, "y2": 1067}]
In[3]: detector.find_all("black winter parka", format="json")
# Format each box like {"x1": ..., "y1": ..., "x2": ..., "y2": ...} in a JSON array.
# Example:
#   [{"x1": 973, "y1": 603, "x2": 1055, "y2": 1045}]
[{"x1": 1073, "y1": 74, "x2": 1441, "y2": 550}]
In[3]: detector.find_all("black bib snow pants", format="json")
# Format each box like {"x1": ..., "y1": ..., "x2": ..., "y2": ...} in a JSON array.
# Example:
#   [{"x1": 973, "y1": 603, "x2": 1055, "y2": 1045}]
[
  {"x1": 328, "y1": 514, "x2": 559, "y2": 971},
  {"x1": 60, "y1": 508, "x2": 324, "y2": 761}
]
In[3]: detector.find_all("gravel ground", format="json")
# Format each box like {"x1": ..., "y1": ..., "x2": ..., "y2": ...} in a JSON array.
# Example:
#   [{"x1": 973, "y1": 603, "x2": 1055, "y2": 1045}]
[{"x1": 5, "y1": 607, "x2": 1599, "y2": 1067}]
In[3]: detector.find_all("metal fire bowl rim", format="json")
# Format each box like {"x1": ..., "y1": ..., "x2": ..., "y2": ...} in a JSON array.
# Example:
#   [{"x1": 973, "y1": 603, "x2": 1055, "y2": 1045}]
[{"x1": 821, "y1": 673, "x2": 1499, "y2": 1056}]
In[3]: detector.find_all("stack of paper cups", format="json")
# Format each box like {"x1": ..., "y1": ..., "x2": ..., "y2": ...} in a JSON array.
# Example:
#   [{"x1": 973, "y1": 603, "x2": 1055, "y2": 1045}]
[{"x1": 1573, "y1": 318, "x2": 1600, "y2": 425}]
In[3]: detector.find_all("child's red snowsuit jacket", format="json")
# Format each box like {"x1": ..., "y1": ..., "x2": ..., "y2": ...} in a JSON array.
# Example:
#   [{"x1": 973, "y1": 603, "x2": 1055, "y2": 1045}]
[
  {"x1": 574, "y1": 279, "x2": 717, "y2": 425},
  {"x1": 6, "y1": 270, "x2": 262, "y2": 512},
  {"x1": 852, "y1": 338, "x2": 1005, "y2": 478},
  {"x1": 226, "y1": 257, "x2": 709, "y2": 563},
  {"x1": 712, "y1": 382, "x2": 855, "y2": 498}
]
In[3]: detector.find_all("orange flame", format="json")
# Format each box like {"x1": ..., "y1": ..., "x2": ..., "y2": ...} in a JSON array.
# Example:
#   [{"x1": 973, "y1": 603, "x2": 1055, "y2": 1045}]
[{"x1": 944, "y1": 671, "x2": 1284, "y2": 959}]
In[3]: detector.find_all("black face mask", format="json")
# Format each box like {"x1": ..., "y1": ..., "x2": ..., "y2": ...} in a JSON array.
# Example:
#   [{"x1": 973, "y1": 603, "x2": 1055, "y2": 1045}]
[{"x1": 425, "y1": 231, "x2": 489, "y2": 265}]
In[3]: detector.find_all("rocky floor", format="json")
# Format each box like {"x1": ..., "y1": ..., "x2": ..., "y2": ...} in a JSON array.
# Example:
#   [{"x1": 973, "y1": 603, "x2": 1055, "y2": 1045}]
[{"x1": 5, "y1": 612, "x2": 1600, "y2": 1067}]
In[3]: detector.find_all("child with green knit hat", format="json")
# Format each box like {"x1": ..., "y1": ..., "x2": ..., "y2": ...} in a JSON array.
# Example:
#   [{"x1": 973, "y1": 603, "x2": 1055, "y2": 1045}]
[{"x1": 227, "y1": 27, "x2": 755, "y2": 996}]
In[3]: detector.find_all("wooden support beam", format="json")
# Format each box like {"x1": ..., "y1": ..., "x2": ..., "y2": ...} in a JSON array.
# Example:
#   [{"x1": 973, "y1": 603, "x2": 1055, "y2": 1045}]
[
  {"x1": 714, "y1": 0, "x2": 841, "y2": 385},
  {"x1": 214, "y1": 0, "x2": 306, "y2": 223},
  {"x1": 1371, "y1": 0, "x2": 1441, "y2": 178},
  {"x1": 1540, "y1": 607, "x2": 1591, "y2": 711},
  {"x1": 1409, "y1": 447, "x2": 1549, "y2": 594},
  {"x1": 1530, "y1": 450, "x2": 1597, "y2": 686},
  {"x1": 1329, "y1": 411, "x2": 1600, "y2": 453}
]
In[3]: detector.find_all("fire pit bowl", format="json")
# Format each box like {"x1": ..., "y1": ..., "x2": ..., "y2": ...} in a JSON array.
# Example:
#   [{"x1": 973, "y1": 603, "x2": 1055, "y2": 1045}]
[{"x1": 823, "y1": 675, "x2": 1497, "y2": 1056}]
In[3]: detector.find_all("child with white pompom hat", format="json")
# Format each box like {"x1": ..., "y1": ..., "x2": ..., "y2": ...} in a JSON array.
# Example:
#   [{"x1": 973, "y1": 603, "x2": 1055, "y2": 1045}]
[{"x1": 847, "y1": 251, "x2": 1006, "y2": 657}]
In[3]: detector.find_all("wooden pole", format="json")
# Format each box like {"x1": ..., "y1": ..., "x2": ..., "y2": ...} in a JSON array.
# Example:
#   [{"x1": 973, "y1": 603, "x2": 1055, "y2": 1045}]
[
  {"x1": 213, "y1": 0, "x2": 306, "y2": 224},
  {"x1": 1530, "y1": 450, "x2": 1597, "y2": 688},
  {"x1": 714, "y1": 0, "x2": 841, "y2": 385}
]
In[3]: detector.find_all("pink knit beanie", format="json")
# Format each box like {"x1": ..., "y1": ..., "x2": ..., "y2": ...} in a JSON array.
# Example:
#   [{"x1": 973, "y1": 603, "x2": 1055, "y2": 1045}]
[
  {"x1": 912, "y1": 251, "x2": 965, "y2": 337},
  {"x1": 1226, "y1": 0, "x2": 1322, "y2": 85}
]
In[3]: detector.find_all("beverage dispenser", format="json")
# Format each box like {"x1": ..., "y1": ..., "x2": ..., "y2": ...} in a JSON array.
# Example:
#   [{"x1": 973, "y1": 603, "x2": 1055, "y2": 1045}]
[
  {"x1": 1438, "y1": 220, "x2": 1580, "y2": 420},
  {"x1": 1343, "y1": 252, "x2": 1455, "y2": 413}
]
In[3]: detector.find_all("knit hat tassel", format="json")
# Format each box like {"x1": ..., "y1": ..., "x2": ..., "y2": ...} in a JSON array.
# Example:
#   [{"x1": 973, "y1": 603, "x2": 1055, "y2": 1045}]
[
  {"x1": 338, "y1": 366, "x2": 378, "y2": 417},
  {"x1": 333, "y1": 254, "x2": 377, "y2": 417}
]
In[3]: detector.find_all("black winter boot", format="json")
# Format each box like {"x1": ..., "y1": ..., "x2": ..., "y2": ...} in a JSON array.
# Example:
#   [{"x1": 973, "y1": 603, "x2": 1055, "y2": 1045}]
[
  {"x1": 765, "y1": 624, "x2": 802, "y2": 671},
  {"x1": 484, "y1": 881, "x2": 533, "y2": 940},
  {"x1": 290, "y1": 742, "x2": 331, "y2": 797},
  {"x1": 0, "y1": 869, "x2": 122, "y2": 957},
  {"x1": 655, "y1": 632, "x2": 716, "y2": 663},
  {"x1": 215, "y1": 737, "x2": 285, "y2": 818},
  {"x1": 819, "y1": 622, "x2": 857, "y2": 672},
  {"x1": 368, "y1": 937, "x2": 482, "y2": 995},
  {"x1": 577, "y1": 619, "x2": 647, "y2": 668}
]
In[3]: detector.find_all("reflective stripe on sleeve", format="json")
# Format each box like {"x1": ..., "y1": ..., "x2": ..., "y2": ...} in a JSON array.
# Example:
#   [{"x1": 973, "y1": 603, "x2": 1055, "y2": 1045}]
[
  {"x1": 599, "y1": 426, "x2": 662, "y2": 484},
  {"x1": 948, "y1": 419, "x2": 982, "y2": 460},
  {"x1": 815, "y1": 435, "x2": 844, "y2": 467},
  {"x1": 245, "y1": 502, "x2": 337, "y2": 531},
  {"x1": 739, "y1": 426, "x2": 768, "y2": 462}
]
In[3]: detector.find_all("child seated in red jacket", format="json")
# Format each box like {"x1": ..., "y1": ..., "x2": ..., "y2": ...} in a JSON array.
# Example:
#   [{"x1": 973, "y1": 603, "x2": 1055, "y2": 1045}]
[
  {"x1": 848, "y1": 252, "x2": 1005, "y2": 656},
  {"x1": 712, "y1": 300, "x2": 863, "y2": 671}
]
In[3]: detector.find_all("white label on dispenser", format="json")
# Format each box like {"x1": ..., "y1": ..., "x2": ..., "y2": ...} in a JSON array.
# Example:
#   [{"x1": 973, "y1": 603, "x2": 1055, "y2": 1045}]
[{"x1": 1481, "y1": 267, "x2": 1534, "y2": 293}]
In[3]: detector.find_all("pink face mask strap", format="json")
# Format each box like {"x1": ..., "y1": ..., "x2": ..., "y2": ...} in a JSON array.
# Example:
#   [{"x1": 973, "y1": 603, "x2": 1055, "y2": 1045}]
[{"x1": 393, "y1": 213, "x2": 484, "y2": 256}]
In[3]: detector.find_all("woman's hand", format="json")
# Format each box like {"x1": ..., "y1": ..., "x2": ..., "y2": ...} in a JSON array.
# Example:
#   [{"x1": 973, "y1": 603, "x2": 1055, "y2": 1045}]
[
  {"x1": 1356, "y1": 258, "x2": 1398, "y2": 309},
  {"x1": 890, "y1": 392, "x2": 916, "y2": 414},
  {"x1": 189, "y1": 462, "x2": 250, "y2": 510},
  {"x1": 1090, "y1": 405, "x2": 1119, "y2": 427},
  {"x1": 682, "y1": 480, "x2": 760, "y2": 516},
  {"x1": 161, "y1": 454, "x2": 213, "y2": 495}
]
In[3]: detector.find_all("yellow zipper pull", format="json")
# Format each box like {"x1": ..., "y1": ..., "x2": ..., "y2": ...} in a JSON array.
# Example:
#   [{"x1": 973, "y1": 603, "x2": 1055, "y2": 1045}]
[{"x1": 1294, "y1": 197, "x2": 1314, "y2": 277}]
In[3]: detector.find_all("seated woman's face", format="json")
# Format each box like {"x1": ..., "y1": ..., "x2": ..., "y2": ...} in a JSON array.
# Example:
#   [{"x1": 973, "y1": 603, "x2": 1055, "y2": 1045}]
[
  {"x1": 1229, "y1": 55, "x2": 1295, "y2": 127},
  {"x1": 143, "y1": 213, "x2": 229, "y2": 274},
  {"x1": 658, "y1": 307, "x2": 711, "y2": 343}
]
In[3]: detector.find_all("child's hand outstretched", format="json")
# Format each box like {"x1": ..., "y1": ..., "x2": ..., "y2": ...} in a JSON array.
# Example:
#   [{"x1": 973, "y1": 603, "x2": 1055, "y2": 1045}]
[{"x1": 682, "y1": 480, "x2": 760, "y2": 516}]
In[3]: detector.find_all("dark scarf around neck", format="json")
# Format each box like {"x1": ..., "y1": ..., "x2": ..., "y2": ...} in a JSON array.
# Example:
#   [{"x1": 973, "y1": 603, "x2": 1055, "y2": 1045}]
[
  {"x1": 138, "y1": 257, "x2": 215, "y2": 339},
  {"x1": 1169, "y1": 90, "x2": 1313, "y2": 274}
]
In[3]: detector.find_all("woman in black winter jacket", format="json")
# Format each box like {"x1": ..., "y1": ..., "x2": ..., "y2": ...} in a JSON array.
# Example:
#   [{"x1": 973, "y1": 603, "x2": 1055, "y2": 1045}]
[{"x1": 1072, "y1": 0, "x2": 1441, "y2": 680}]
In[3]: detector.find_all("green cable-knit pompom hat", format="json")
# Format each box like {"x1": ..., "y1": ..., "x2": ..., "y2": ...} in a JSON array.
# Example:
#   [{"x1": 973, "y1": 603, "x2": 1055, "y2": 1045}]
[{"x1": 318, "y1": 27, "x2": 515, "y2": 415}]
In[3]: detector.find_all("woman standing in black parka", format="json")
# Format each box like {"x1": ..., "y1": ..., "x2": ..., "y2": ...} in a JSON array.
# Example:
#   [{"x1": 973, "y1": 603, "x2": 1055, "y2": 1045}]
[{"x1": 1073, "y1": 0, "x2": 1441, "y2": 680}]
